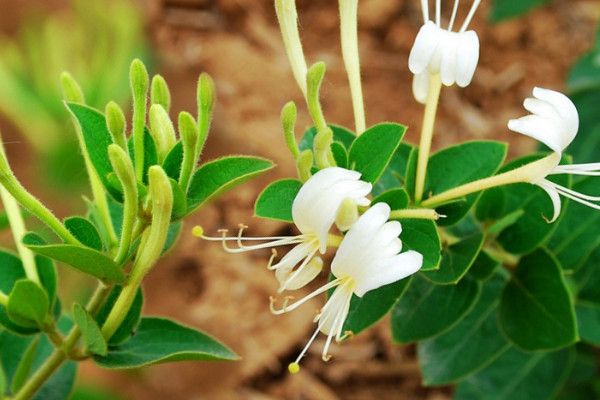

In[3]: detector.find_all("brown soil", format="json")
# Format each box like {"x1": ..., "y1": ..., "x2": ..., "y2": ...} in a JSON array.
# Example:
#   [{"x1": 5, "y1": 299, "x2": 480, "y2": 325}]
[{"x1": 2, "y1": 0, "x2": 599, "y2": 399}]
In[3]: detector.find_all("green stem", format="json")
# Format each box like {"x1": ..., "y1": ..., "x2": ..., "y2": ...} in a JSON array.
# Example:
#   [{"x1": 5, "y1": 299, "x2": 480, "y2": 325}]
[
  {"x1": 414, "y1": 74, "x2": 443, "y2": 203},
  {"x1": 0, "y1": 186, "x2": 39, "y2": 285}
]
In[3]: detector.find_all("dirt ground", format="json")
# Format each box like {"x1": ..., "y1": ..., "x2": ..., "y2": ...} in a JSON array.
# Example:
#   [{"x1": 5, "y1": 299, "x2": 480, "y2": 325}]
[{"x1": 1, "y1": 0, "x2": 599, "y2": 399}]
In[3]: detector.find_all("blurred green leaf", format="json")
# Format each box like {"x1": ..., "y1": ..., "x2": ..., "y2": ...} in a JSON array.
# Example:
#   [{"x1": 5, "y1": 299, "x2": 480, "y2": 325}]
[
  {"x1": 391, "y1": 274, "x2": 480, "y2": 343},
  {"x1": 418, "y1": 272, "x2": 510, "y2": 385},
  {"x1": 65, "y1": 216, "x2": 103, "y2": 251},
  {"x1": 348, "y1": 123, "x2": 406, "y2": 184},
  {"x1": 73, "y1": 304, "x2": 107, "y2": 356},
  {"x1": 187, "y1": 156, "x2": 274, "y2": 213},
  {"x1": 468, "y1": 250, "x2": 500, "y2": 281},
  {"x1": 422, "y1": 233, "x2": 485, "y2": 284},
  {"x1": 93, "y1": 317, "x2": 237, "y2": 368},
  {"x1": 23, "y1": 233, "x2": 125, "y2": 284},
  {"x1": 254, "y1": 179, "x2": 302, "y2": 222},
  {"x1": 421, "y1": 141, "x2": 507, "y2": 226},
  {"x1": 373, "y1": 143, "x2": 416, "y2": 196},
  {"x1": 95, "y1": 286, "x2": 143, "y2": 346},
  {"x1": 575, "y1": 304, "x2": 600, "y2": 346},
  {"x1": 574, "y1": 245, "x2": 600, "y2": 306},
  {"x1": 10, "y1": 337, "x2": 39, "y2": 393},
  {"x1": 455, "y1": 347, "x2": 574, "y2": 400},
  {"x1": 500, "y1": 248, "x2": 578, "y2": 351},
  {"x1": 7, "y1": 280, "x2": 49, "y2": 329},
  {"x1": 489, "y1": 0, "x2": 553, "y2": 22}
]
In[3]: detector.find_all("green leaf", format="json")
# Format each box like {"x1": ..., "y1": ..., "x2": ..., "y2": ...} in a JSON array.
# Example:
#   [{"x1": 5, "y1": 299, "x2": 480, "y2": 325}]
[
  {"x1": 489, "y1": 0, "x2": 553, "y2": 22},
  {"x1": 574, "y1": 245, "x2": 600, "y2": 306},
  {"x1": 372, "y1": 188, "x2": 410, "y2": 210},
  {"x1": 575, "y1": 304, "x2": 600, "y2": 346},
  {"x1": 299, "y1": 124, "x2": 356, "y2": 152},
  {"x1": 23, "y1": 233, "x2": 125, "y2": 284},
  {"x1": 169, "y1": 178, "x2": 187, "y2": 218},
  {"x1": 10, "y1": 337, "x2": 39, "y2": 393},
  {"x1": 395, "y1": 218, "x2": 441, "y2": 271},
  {"x1": 162, "y1": 222, "x2": 182, "y2": 255},
  {"x1": 469, "y1": 250, "x2": 500, "y2": 281},
  {"x1": 254, "y1": 179, "x2": 302, "y2": 222},
  {"x1": 418, "y1": 272, "x2": 510, "y2": 385},
  {"x1": 70, "y1": 384, "x2": 128, "y2": 400},
  {"x1": 347, "y1": 123, "x2": 406, "y2": 184},
  {"x1": 330, "y1": 141, "x2": 348, "y2": 168},
  {"x1": 93, "y1": 317, "x2": 237, "y2": 368},
  {"x1": 0, "y1": 251, "x2": 55, "y2": 335},
  {"x1": 422, "y1": 233, "x2": 485, "y2": 284},
  {"x1": 7, "y1": 280, "x2": 49, "y2": 328},
  {"x1": 500, "y1": 248, "x2": 578, "y2": 351},
  {"x1": 187, "y1": 156, "x2": 274, "y2": 213},
  {"x1": 391, "y1": 274, "x2": 481, "y2": 343},
  {"x1": 0, "y1": 329, "x2": 32, "y2": 392},
  {"x1": 65, "y1": 216, "x2": 103, "y2": 251},
  {"x1": 421, "y1": 141, "x2": 507, "y2": 226},
  {"x1": 95, "y1": 286, "x2": 143, "y2": 346},
  {"x1": 456, "y1": 347, "x2": 574, "y2": 400},
  {"x1": 342, "y1": 276, "x2": 412, "y2": 336},
  {"x1": 73, "y1": 304, "x2": 108, "y2": 356},
  {"x1": 162, "y1": 141, "x2": 183, "y2": 180},
  {"x1": 127, "y1": 128, "x2": 158, "y2": 186},
  {"x1": 0, "y1": 362, "x2": 5, "y2": 397},
  {"x1": 494, "y1": 154, "x2": 570, "y2": 254},
  {"x1": 475, "y1": 187, "x2": 506, "y2": 221},
  {"x1": 555, "y1": 344, "x2": 600, "y2": 400},
  {"x1": 547, "y1": 177, "x2": 600, "y2": 272},
  {"x1": 568, "y1": 92, "x2": 600, "y2": 163}
]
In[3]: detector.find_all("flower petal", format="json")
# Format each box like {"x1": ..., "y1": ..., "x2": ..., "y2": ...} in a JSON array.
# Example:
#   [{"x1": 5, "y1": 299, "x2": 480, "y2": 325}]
[
  {"x1": 440, "y1": 32, "x2": 459, "y2": 86},
  {"x1": 455, "y1": 30, "x2": 479, "y2": 87},
  {"x1": 354, "y1": 250, "x2": 423, "y2": 297},
  {"x1": 536, "y1": 179, "x2": 562, "y2": 223},
  {"x1": 532, "y1": 87, "x2": 579, "y2": 150},
  {"x1": 508, "y1": 115, "x2": 564, "y2": 155},
  {"x1": 412, "y1": 72, "x2": 430, "y2": 104},
  {"x1": 409, "y1": 21, "x2": 441, "y2": 74}
]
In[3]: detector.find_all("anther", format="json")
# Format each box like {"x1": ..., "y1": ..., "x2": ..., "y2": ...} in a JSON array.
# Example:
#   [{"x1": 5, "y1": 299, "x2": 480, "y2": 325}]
[
  {"x1": 267, "y1": 248, "x2": 278, "y2": 269},
  {"x1": 288, "y1": 362, "x2": 300, "y2": 374},
  {"x1": 322, "y1": 354, "x2": 332, "y2": 362},
  {"x1": 192, "y1": 226, "x2": 204, "y2": 237}
]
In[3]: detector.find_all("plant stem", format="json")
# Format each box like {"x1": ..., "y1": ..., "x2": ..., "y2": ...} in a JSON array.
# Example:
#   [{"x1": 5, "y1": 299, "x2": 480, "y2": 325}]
[
  {"x1": 12, "y1": 284, "x2": 110, "y2": 400},
  {"x1": 414, "y1": 74, "x2": 443, "y2": 203},
  {"x1": 0, "y1": 186, "x2": 39, "y2": 285},
  {"x1": 339, "y1": 0, "x2": 366, "y2": 135}
]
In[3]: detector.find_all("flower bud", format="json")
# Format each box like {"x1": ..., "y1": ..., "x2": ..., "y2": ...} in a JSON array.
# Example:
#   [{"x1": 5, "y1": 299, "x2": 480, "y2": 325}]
[
  {"x1": 60, "y1": 72, "x2": 85, "y2": 104},
  {"x1": 197, "y1": 73, "x2": 215, "y2": 157},
  {"x1": 314, "y1": 128, "x2": 334, "y2": 170},
  {"x1": 178, "y1": 111, "x2": 199, "y2": 192},
  {"x1": 108, "y1": 144, "x2": 136, "y2": 196},
  {"x1": 296, "y1": 150, "x2": 314, "y2": 183},
  {"x1": 151, "y1": 74, "x2": 171, "y2": 113},
  {"x1": 149, "y1": 104, "x2": 177, "y2": 163},
  {"x1": 275, "y1": 0, "x2": 308, "y2": 98},
  {"x1": 281, "y1": 101, "x2": 300, "y2": 159},
  {"x1": 130, "y1": 59, "x2": 149, "y2": 101},
  {"x1": 307, "y1": 62, "x2": 328, "y2": 133},
  {"x1": 105, "y1": 101, "x2": 127, "y2": 150}
]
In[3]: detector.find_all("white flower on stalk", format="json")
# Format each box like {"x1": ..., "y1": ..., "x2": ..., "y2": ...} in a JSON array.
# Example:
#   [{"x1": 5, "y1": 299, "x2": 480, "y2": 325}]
[
  {"x1": 271, "y1": 203, "x2": 423, "y2": 372},
  {"x1": 408, "y1": 0, "x2": 481, "y2": 103},
  {"x1": 194, "y1": 167, "x2": 372, "y2": 292},
  {"x1": 508, "y1": 87, "x2": 600, "y2": 222}
]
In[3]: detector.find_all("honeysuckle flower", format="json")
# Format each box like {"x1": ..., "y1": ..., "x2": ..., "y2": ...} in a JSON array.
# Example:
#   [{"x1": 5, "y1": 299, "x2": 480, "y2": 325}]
[
  {"x1": 409, "y1": 0, "x2": 481, "y2": 103},
  {"x1": 194, "y1": 167, "x2": 372, "y2": 292},
  {"x1": 508, "y1": 87, "x2": 600, "y2": 222},
  {"x1": 271, "y1": 202, "x2": 423, "y2": 372}
]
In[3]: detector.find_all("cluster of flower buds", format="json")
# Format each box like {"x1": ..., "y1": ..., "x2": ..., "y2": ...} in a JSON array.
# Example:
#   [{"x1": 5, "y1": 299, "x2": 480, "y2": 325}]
[{"x1": 196, "y1": 167, "x2": 423, "y2": 370}]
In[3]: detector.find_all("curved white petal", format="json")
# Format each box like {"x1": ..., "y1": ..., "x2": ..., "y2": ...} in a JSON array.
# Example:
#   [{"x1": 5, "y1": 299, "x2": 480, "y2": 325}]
[
  {"x1": 292, "y1": 167, "x2": 372, "y2": 252},
  {"x1": 532, "y1": 87, "x2": 579, "y2": 150},
  {"x1": 440, "y1": 32, "x2": 459, "y2": 86},
  {"x1": 412, "y1": 72, "x2": 431, "y2": 104},
  {"x1": 455, "y1": 30, "x2": 479, "y2": 87},
  {"x1": 508, "y1": 115, "x2": 564, "y2": 155},
  {"x1": 277, "y1": 256, "x2": 323, "y2": 291},
  {"x1": 409, "y1": 21, "x2": 441, "y2": 74},
  {"x1": 536, "y1": 179, "x2": 562, "y2": 223},
  {"x1": 354, "y1": 250, "x2": 423, "y2": 297}
]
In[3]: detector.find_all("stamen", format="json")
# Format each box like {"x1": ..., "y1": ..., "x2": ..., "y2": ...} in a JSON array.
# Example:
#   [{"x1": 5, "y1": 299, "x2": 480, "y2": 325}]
[
  {"x1": 278, "y1": 246, "x2": 320, "y2": 293},
  {"x1": 551, "y1": 163, "x2": 600, "y2": 176},
  {"x1": 549, "y1": 181, "x2": 600, "y2": 202},
  {"x1": 192, "y1": 225, "x2": 305, "y2": 253},
  {"x1": 460, "y1": 0, "x2": 482, "y2": 32},
  {"x1": 553, "y1": 185, "x2": 600, "y2": 210},
  {"x1": 267, "y1": 249, "x2": 278, "y2": 269},
  {"x1": 421, "y1": 0, "x2": 429, "y2": 22},
  {"x1": 290, "y1": 323, "x2": 322, "y2": 371},
  {"x1": 448, "y1": 0, "x2": 460, "y2": 31},
  {"x1": 269, "y1": 278, "x2": 342, "y2": 315},
  {"x1": 435, "y1": 0, "x2": 441, "y2": 26}
]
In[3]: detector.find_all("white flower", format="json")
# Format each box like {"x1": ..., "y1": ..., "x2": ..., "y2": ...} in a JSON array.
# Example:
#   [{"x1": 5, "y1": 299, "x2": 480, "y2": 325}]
[
  {"x1": 508, "y1": 87, "x2": 600, "y2": 222},
  {"x1": 271, "y1": 203, "x2": 423, "y2": 371},
  {"x1": 408, "y1": 0, "x2": 481, "y2": 103},
  {"x1": 194, "y1": 167, "x2": 372, "y2": 292}
]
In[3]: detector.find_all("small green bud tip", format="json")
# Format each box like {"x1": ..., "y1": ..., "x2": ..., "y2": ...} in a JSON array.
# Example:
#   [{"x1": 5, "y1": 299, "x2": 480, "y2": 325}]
[
  {"x1": 106, "y1": 102, "x2": 126, "y2": 143},
  {"x1": 179, "y1": 111, "x2": 199, "y2": 144},
  {"x1": 288, "y1": 363, "x2": 300, "y2": 374},
  {"x1": 198, "y1": 73, "x2": 216, "y2": 112},
  {"x1": 192, "y1": 226, "x2": 204, "y2": 237},
  {"x1": 60, "y1": 72, "x2": 85, "y2": 104},
  {"x1": 281, "y1": 102, "x2": 297, "y2": 131},
  {"x1": 130, "y1": 59, "x2": 149, "y2": 97},
  {"x1": 307, "y1": 62, "x2": 326, "y2": 86},
  {"x1": 151, "y1": 75, "x2": 171, "y2": 112}
]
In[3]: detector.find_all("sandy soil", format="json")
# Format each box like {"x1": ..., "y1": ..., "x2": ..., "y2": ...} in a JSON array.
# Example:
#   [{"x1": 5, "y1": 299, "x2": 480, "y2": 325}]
[{"x1": 1, "y1": 0, "x2": 599, "y2": 399}]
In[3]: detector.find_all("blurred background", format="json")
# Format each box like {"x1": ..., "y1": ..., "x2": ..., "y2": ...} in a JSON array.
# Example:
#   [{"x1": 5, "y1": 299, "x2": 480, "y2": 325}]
[{"x1": 0, "y1": 0, "x2": 598, "y2": 399}]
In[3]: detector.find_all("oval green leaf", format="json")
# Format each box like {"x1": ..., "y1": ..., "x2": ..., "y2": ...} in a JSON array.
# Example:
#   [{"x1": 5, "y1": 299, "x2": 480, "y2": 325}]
[
  {"x1": 254, "y1": 179, "x2": 302, "y2": 222},
  {"x1": 65, "y1": 217, "x2": 103, "y2": 251},
  {"x1": 7, "y1": 280, "x2": 49, "y2": 329},
  {"x1": 422, "y1": 233, "x2": 485, "y2": 284}
]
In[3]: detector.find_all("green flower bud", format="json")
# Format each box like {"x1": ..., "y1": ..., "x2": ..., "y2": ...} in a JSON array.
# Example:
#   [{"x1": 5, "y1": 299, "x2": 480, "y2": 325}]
[
  {"x1": 306, "y1": 62, "x2": 327, "y2": 133},
  {"x1": 197, "y1": 73, "x2": 215, "y2": 158},
  {"x1": 130, "y1": 59, "x2": 149, "y2": 100},
  {"x1": 178, "y1": 111, "x2": 199, "y2": 193},
  {"x1": 105, "y1": 101, "x2": 127, "y2": 150},
  {"x1": 151, "y1": 74, "x2": 171, "y2": 112},
  {"x1": 149, "y1": 104, "x2": 177, "y2": 163},
  {"x1": 281, "y1": 101, "x2": 300, "y2": 160},
  {"x1": 130, "y1": 59, "x2": 149, "y2": 182},
  {"x1": 314, "y1": 127, "x2": 335, "y2": 170},
  {"x1": 60, "y1": 72, "x2": 85, "y2": 104},
  {"x1": 296, "y1": 149, "x2": 314, "y2": 183}
]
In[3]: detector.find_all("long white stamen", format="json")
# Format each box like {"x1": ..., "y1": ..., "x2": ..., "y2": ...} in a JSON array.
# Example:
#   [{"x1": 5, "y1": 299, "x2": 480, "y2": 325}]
[
  {"x1": 460, "y1": 0, "x2": 482, "y2": 32},
  {"x1": 421, "y1": 0, "x2": 429, "y2": 22},
  {"x1": 292, "y1": 322, "x2": 322, "y2": 366},
  {"x1": 435, "y1": 0, "x2": 441, "y2": 26},
  {"x1": 448, "y1": 0, "x2": 460, "y2": 31},
  {"x1": 193, "y1": 226, "x2": 306, "y2": 253},
  {"x1": 270, "y1": 278, "x2": 342, "y2": 315},
  {"x1": 545, "y1": 181, "x2": 600, "y2": 210},
  {"x1": 278, "y1": 246, "x2": 320, "y2": 292},
  {"x1": 551, "y1": 163, "x2": 600, "y2": 175},
  {"x1": 550, "y1": 181, "x2": 600, "y2": 202}
]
